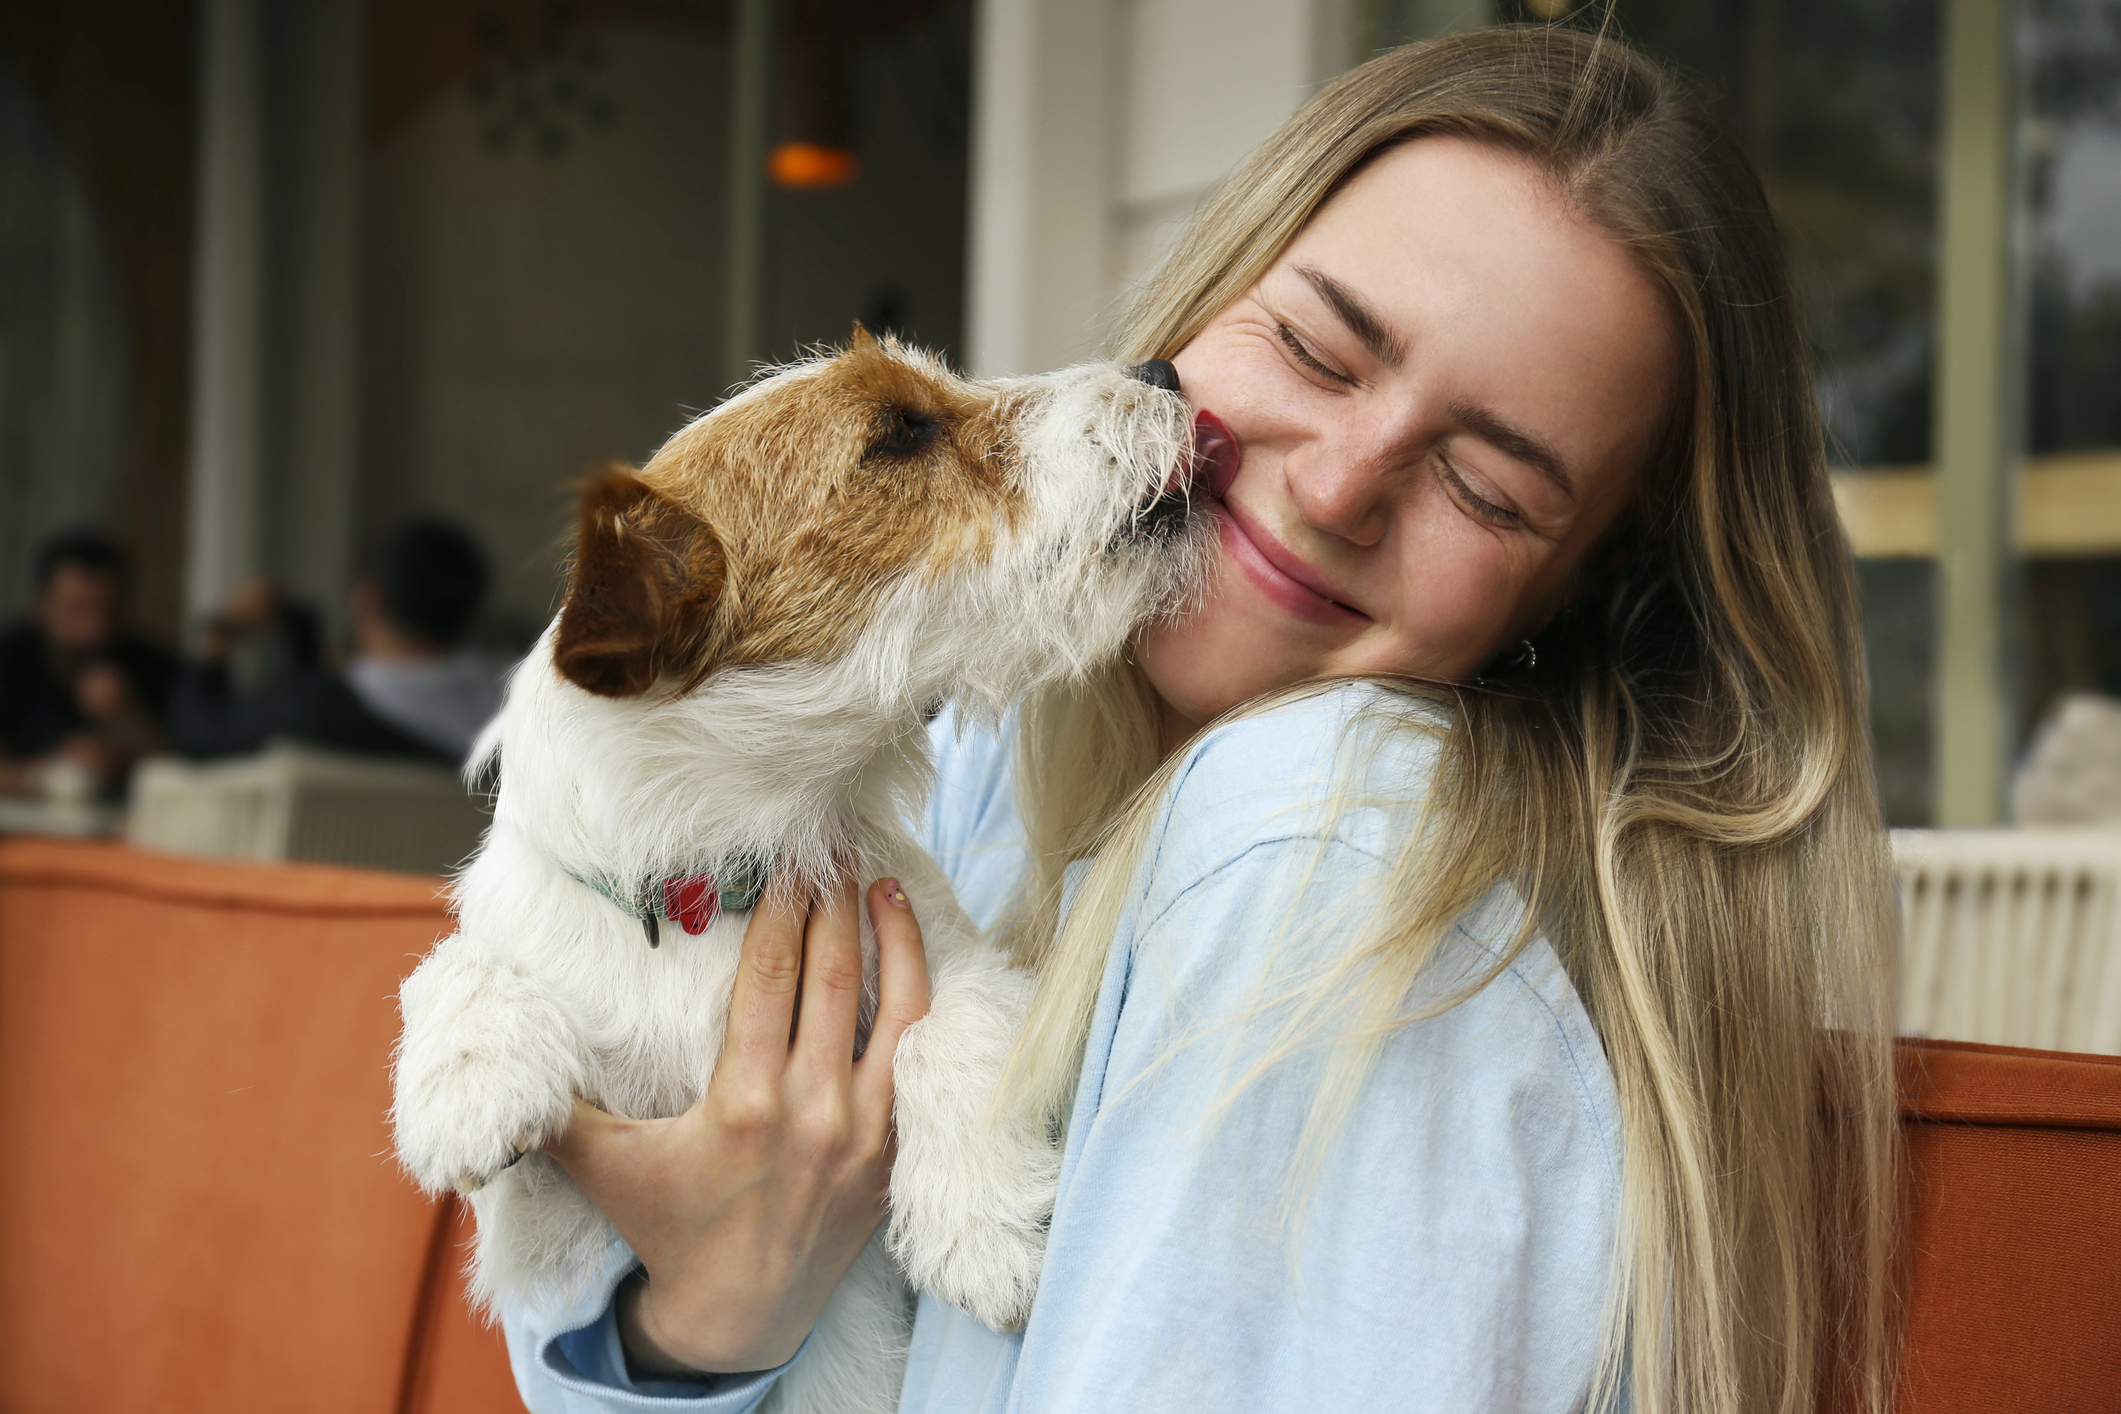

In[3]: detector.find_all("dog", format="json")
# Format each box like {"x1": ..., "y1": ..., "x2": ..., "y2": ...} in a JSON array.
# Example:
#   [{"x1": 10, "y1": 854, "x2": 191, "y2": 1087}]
[{"x1": 389, "y1": 329, "x2": 1213, "y2": 1412}]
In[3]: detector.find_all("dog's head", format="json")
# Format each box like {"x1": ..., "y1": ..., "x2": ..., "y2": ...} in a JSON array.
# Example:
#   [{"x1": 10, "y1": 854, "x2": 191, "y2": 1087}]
[{"x1": 552, "y1": 329, "x2": 1212, "y2": 709}]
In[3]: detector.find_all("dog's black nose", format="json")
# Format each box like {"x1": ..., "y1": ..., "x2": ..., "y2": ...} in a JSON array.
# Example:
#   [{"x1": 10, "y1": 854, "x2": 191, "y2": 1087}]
[{"x1": 1128, "y1": 359, "x2": 1182, "y2": 393}]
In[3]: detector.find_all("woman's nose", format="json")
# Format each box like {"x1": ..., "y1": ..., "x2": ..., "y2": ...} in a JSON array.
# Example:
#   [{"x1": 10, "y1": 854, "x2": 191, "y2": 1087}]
[{"x1": 1286, "y1": 445, "x2": 1392, "y2": 549}]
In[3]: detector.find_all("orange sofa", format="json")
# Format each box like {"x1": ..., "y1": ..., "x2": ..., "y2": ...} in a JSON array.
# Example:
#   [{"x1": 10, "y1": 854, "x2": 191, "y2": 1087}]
[
  {"x1": 0, "y1": 837, "x2": 517, "y2": 1413},
  {"x1": 1893, "y1": 1037, "x2": 2121, "y2": 1410},
  {"x1": 2, "y1": 835, "x2": 2117, "y2": 1412}
]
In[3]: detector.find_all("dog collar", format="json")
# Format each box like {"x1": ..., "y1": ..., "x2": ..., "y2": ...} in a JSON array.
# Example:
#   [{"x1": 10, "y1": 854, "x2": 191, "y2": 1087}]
[{"x1": 570, "y1": 855, "x2": 770, "y2": 948}]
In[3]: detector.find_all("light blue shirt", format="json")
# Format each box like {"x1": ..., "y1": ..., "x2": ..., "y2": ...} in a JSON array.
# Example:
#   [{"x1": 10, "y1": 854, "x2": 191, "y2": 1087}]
[{"x1": 507, "y1": 684, "x2": 1624, "y2": 1413}]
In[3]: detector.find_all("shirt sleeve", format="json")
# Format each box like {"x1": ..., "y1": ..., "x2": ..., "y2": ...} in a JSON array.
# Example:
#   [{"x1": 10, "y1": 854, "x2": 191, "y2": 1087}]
[
  {"x1": 923, "y1": 690, "x2": 1624, "y2": 1414},
  {"x1": 502, "y1": 1242, "x2": 796, "y2": 1413}
]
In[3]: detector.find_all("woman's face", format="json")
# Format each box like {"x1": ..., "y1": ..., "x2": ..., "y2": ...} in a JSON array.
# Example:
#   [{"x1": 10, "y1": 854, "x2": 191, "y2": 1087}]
[{"x1": 1139, "y1": 136, "x2": 1677, "y2": 743}]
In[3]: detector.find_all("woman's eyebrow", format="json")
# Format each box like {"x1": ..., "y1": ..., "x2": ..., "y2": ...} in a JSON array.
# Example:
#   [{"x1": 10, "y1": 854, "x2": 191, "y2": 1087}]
[
  {"x1": 1292, "y1": 265, "x2": 1406, "y2": 370},
  {"x1": 1448, "y1": 400, "x2": 1576, "y2": 499},
  {"x1": 1286, "y1": 263, "x2": 1574, "y2": 498}
]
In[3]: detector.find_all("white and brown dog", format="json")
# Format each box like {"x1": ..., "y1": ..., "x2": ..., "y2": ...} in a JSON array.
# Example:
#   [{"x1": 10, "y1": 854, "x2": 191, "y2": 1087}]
[{"x1": 389, "y1": 331, "x2": 1213, "y2": 1411}]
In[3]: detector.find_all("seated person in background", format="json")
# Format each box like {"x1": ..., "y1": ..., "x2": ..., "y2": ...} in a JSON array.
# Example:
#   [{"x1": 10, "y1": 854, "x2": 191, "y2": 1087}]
[
  {"x1": 0, "y1": 529, "x2": 177, "y2": 799},
  {"x1": 170, "y1": 519, "x2": 501, "y2": 765}
]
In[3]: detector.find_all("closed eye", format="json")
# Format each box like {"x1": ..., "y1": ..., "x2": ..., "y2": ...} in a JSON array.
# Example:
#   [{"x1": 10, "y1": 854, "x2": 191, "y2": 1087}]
[
  {"x1": 866, "y1": 406, "x2": 942, "y2": 461},
  {"x1": 1275, "y1": 323, "x2": 1355, "y2": 386},
  {"x1": 1436, "y1": 456, "x2": 1524, "y2": 529}
]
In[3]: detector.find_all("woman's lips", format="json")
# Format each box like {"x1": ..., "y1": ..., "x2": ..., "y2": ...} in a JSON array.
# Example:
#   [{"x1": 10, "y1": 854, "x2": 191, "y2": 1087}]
[
  {"x1": 1183, "y1": 406, "x2": 1368, "y2": 627},
  {"x1": 1216, "y1": 498, "x2": 1371, "y2": 627}
]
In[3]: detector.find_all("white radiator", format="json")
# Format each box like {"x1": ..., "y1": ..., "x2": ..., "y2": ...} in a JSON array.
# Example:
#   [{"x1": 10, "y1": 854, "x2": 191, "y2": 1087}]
[{"x1": 1893, "y1": 828, "x2": 2121, "y2": 1054}]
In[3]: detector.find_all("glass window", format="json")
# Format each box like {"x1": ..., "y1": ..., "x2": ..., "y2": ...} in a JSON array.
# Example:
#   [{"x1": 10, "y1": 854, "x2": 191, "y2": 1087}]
[{"x1": 2019, "y1": 0, "x2": 2121, "y2": 747}]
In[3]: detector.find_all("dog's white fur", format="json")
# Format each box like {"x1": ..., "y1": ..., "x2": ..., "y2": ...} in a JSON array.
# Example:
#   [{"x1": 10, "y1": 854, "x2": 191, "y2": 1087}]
[{"x1": 390, "y1": 348, "x2": 1208, "y2": 1413}]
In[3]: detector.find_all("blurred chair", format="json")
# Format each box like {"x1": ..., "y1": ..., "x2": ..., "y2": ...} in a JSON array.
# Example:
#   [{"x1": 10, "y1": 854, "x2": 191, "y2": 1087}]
[
  {"x1": 0, "y1": 837, "x2": 519, "y2": 1413},
  {"x1": 1893, "y1": 828, "x2": 2121, "y2": 1054},
  {"x1": 128, "y1": 741, "x2": 487, "y2": 876}
]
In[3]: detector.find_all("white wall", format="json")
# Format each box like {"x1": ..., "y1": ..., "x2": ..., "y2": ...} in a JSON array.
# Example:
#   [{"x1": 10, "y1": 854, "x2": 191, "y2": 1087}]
[
  {"x1": 963, "y1": 0, "x2": 1125, "y2": 376},
  {"x1": 1116, "y1": 0, "x2": 1346, "y2": 288},
  {"x1": 966, "y1": 0, "x2": 1363, "y2": 376},
  {"x1": 361, "y1": 27, "x2": 736, "y2": 638}
]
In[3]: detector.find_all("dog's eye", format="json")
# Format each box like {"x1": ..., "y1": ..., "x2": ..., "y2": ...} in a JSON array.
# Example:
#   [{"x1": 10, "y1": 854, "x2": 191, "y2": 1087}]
[{"x1": 866, "y1": 406, "x2": 941, "y2": 461}]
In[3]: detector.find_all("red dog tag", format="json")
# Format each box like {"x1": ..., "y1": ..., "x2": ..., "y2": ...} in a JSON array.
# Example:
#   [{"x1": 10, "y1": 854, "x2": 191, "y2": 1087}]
[{"x1": 662, "y1": 874, "x2": 720, "y2": 935}]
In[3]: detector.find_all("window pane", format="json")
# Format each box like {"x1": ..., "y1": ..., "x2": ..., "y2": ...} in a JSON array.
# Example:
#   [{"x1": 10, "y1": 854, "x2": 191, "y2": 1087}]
[
  {"x1": 2025, "y1": 0, "x2": 2121, "y2": 456},
  {"x1": 2017, "y1": 0, "x2": 2121, "y2": 769}
]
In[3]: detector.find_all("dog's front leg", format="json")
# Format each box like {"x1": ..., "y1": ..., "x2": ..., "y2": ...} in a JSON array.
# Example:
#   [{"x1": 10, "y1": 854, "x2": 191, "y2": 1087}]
[
  {"x1": 392, "y1": 932, "x2": 588, "y2": 1195},
  {"x1": 886, "y1": 939, "x2": 1057, "y2": 1333}
]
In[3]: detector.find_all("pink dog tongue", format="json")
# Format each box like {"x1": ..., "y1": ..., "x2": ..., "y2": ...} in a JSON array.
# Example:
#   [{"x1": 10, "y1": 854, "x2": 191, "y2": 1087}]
[
  {"x1": 662, "y1": 875, "x2": 720, "y2": 935},
  {"x1": 1190, "y1": 410, "x2": 1240, "y2": 499}
]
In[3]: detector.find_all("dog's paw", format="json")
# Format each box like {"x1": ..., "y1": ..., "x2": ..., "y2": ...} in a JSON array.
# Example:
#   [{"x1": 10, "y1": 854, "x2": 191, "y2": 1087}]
[
  {"x1": 390, "y1": 934, "x2": 585, "y2": 1195},
  {"x1": 885, "y1": 981, "x2": 1057, "y2": 1332},
  {"x1": 887, "y1": 1200, "x2": 1047, "y2": 1333}
]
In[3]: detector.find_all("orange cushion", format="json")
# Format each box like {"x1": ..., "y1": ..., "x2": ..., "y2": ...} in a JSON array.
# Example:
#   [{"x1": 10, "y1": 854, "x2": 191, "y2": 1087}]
[
  {"x1": 1894, "y1": 1037, "x2": 2121, "y2": 1412},
  {"x1": 0, "y1": 838, "x2": 518, "y2": 1413}
]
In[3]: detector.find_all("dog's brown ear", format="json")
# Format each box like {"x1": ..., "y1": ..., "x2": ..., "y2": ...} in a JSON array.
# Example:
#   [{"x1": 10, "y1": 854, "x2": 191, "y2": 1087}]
[{"x1": 554, "y1": 468, "x2": 726, "y2": 698}]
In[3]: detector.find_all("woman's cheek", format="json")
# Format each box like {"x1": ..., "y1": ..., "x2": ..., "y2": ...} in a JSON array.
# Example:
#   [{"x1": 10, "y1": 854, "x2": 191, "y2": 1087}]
[
  {"x1": 1175, "y1": 322, "x2": 1313, "y2": 437},
  {"x1": 1380, "y1": 544, "x2": 1535, "y2": 678}
]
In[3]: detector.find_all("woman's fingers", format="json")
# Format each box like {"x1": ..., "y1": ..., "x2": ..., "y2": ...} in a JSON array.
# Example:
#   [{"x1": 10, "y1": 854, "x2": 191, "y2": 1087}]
[
  {"x1": 720, "y1": 884, "x2": 810, "y2": 1083},
  {"x1": 792, "y1": 875, "x2": 864, "y2": 1067},
  {"x1": 557, "y1": 874, "x2": 922, "y2": 1184},
  {"x1": 855, "y1": 877, "x2": 931, "y2": 1118}
]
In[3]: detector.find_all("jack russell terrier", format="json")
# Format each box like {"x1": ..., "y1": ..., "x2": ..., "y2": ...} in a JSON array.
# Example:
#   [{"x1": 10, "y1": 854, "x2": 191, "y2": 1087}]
[{"x1": 390, "y1": 330, "x2": 1217, "y2": 1412}]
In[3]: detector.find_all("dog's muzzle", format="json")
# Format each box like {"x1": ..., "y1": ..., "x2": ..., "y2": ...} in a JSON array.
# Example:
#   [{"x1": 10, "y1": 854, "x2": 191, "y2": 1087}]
[
  {"x1": 1127, "y1": 359, "x2": 1182, "y2": 392},
  {"x1": 1117, "y1": 359, "x2": 1197, "y2": 544},
  {"x1": 1127, "y1": 484, "x2": 1197, "y2": 542}
]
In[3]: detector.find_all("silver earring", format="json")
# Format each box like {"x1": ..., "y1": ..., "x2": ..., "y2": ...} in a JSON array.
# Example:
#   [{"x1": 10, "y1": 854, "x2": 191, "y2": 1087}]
[{"x1": 1474, "y1": 638, "x2": 1538, "y2": 688}]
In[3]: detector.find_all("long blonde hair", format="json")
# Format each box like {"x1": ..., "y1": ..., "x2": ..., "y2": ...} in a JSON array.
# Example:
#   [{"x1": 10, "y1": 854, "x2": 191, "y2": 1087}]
[{"x1": 996, "y1": 26, "x2": 1898, "y2": 1414}]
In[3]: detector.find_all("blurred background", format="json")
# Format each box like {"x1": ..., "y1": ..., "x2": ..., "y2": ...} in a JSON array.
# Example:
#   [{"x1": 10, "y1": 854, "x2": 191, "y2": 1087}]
[
  {"x1": 0, "y1": 7, "x2": 2115, "y2": 1404},
  {"x1": 0, "y1": 0, "x2": 2115, "y2": 833}
]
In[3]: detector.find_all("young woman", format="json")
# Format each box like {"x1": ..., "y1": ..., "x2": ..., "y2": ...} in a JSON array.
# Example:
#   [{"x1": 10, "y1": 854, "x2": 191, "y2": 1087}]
[{"x1": 514, "y1": 26, "x2": 1898, "y2": 1414}]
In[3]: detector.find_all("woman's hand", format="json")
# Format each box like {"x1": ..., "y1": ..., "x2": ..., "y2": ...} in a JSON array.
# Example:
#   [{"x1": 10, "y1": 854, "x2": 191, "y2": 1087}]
[{"x1": 543, "y1": 876, "x2": 930, "y2": 1377}]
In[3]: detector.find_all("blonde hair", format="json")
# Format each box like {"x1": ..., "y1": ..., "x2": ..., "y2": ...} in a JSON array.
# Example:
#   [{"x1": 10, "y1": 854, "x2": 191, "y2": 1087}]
[{"x1": 997, "y1": 26, "x2": 1897, "y2": 1414}]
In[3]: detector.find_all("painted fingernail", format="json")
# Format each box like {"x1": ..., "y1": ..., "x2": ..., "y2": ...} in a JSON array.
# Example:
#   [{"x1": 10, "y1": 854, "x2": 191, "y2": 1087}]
[{"x1": 879, "y1": 879, "x2": 910, "y2": 908}]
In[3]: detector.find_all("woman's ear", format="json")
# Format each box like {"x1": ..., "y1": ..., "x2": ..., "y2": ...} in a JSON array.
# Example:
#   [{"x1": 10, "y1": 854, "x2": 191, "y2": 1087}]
[{"x1": 554, "y1": 467, "x2": 726, "y2": 698}]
